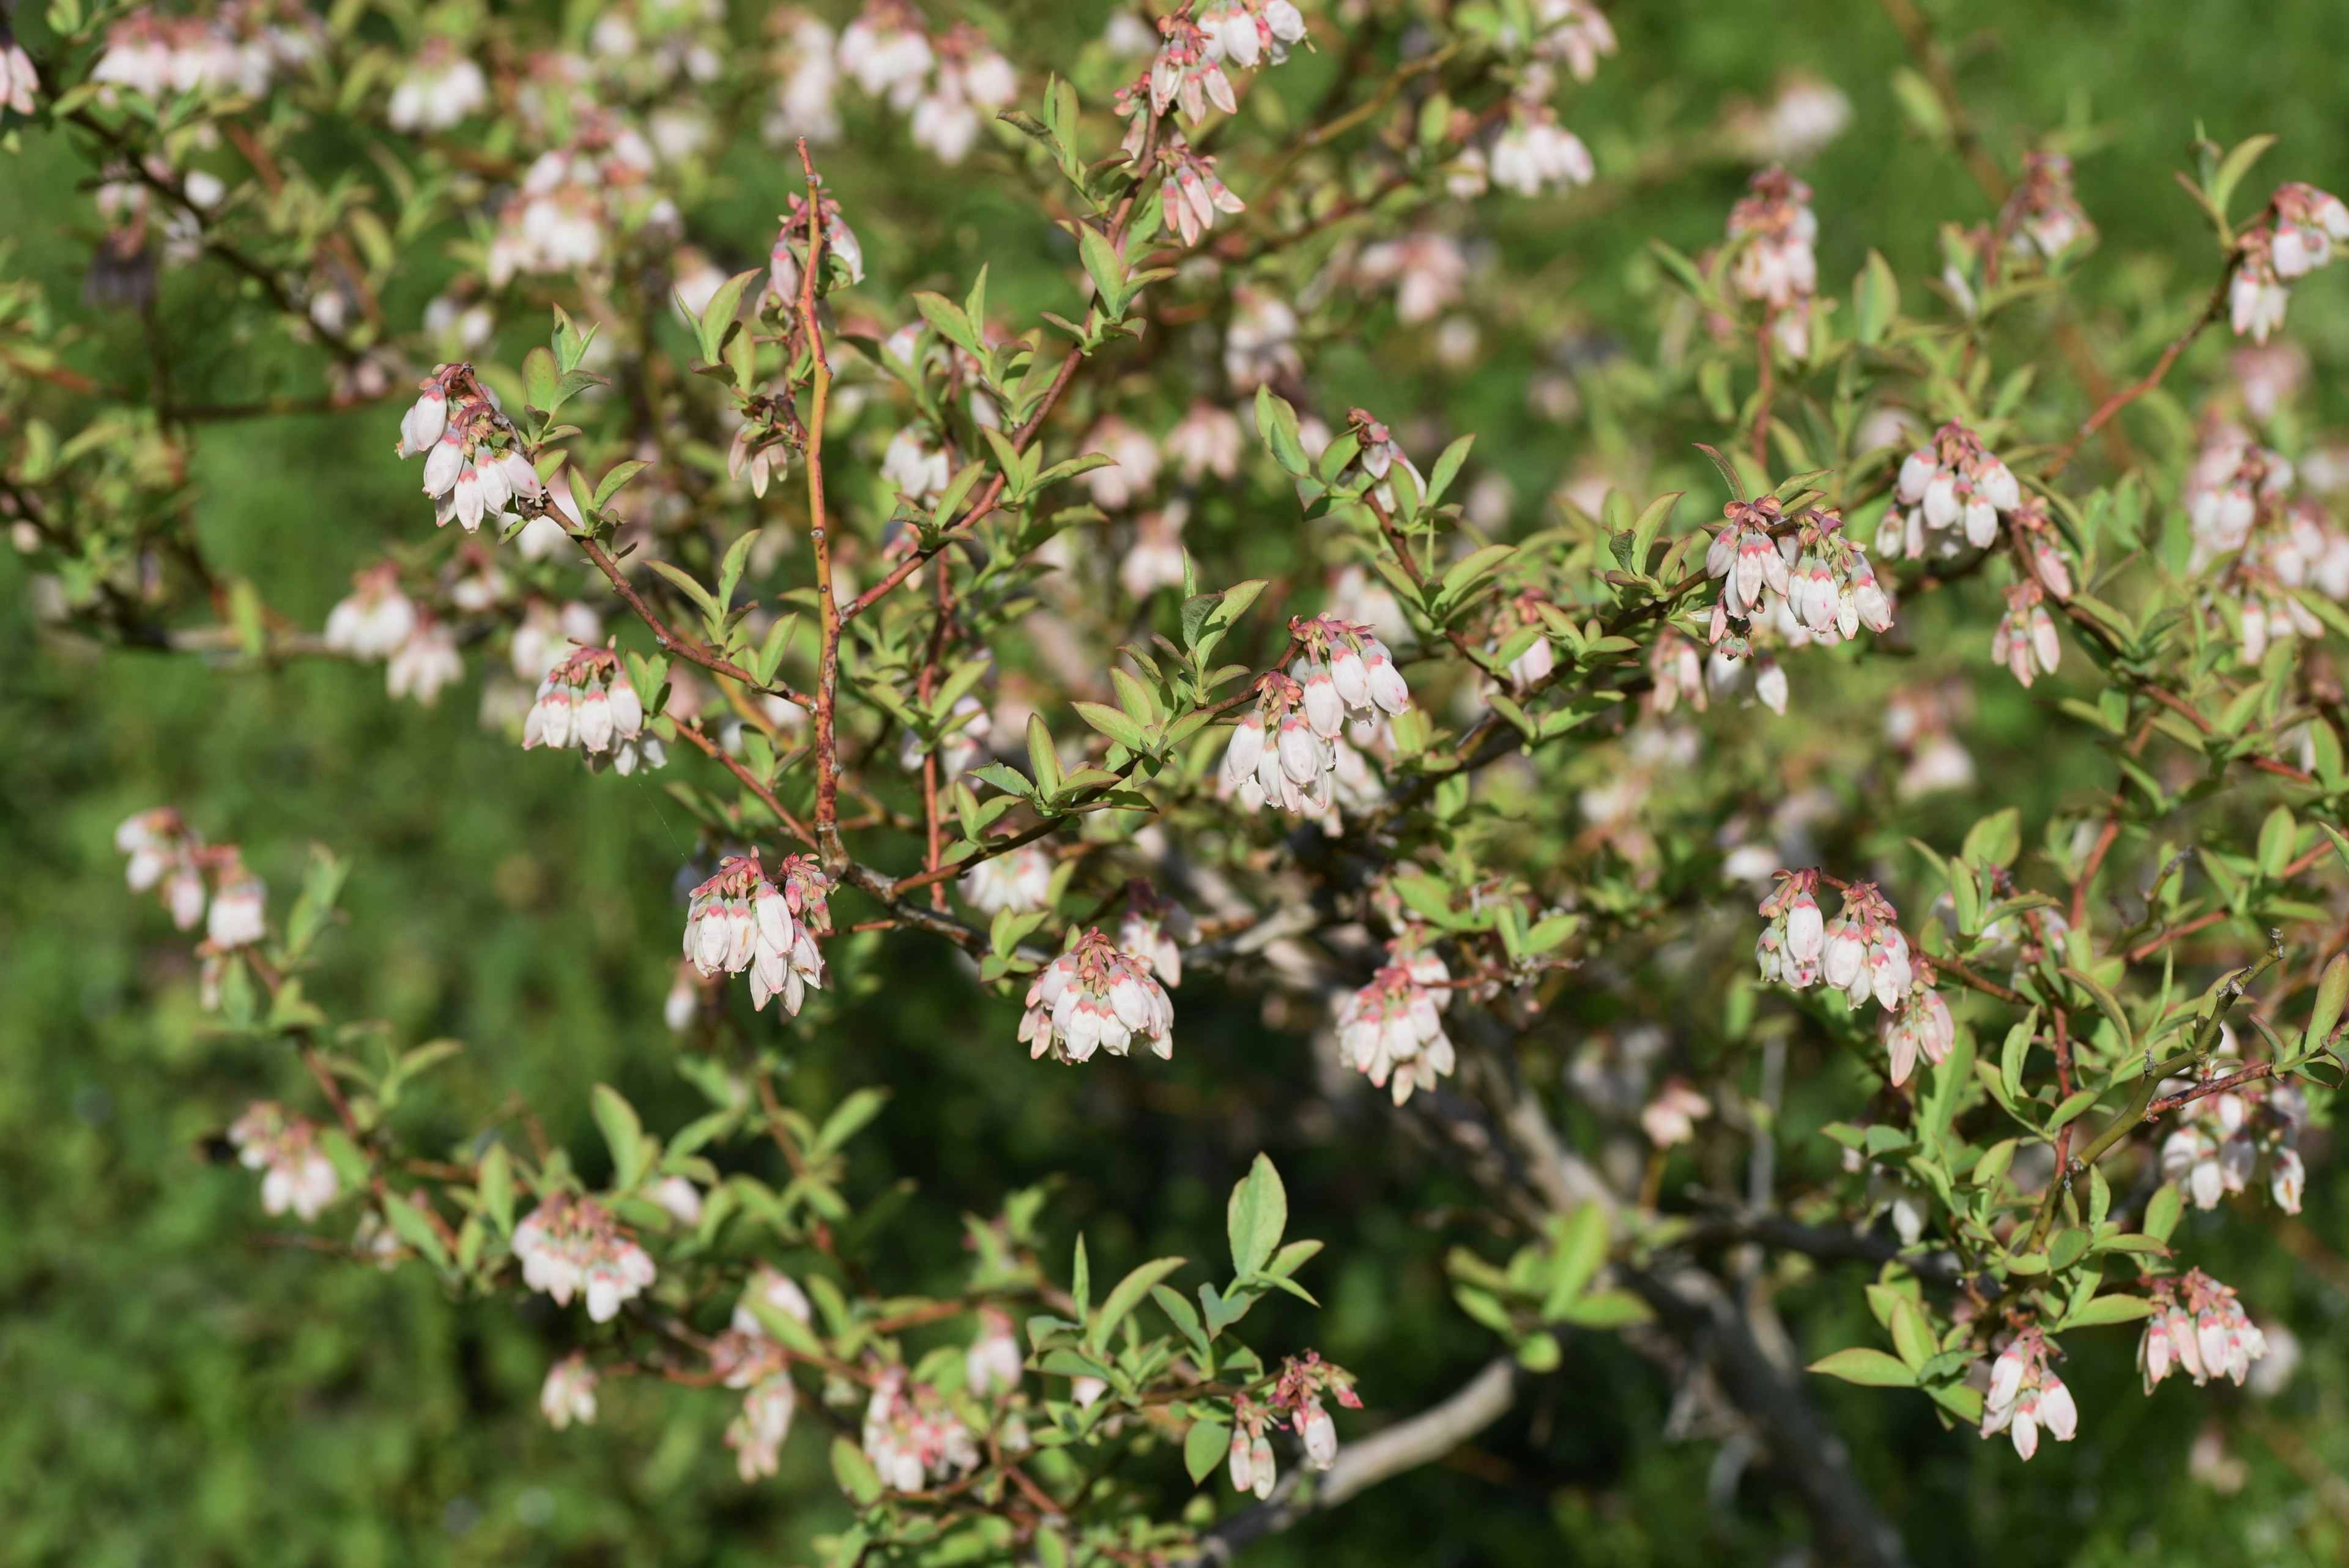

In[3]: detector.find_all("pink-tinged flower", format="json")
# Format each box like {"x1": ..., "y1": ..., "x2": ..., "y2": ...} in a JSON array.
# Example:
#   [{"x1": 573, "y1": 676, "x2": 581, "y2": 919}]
[
  {"x1": 1335, "y1": 960, "x2": 1455, "y2": 1105},
  {"x1": 1880, "y1": 421, "x2": 2022, "y2": 562},
  {"x1": 1165, "y1": 401, "x2": 1246, "y2": 480},
  {"x1": 1991, "y1": 581, "x2": 2061, "y2": 688},
  {"x1": 1117, "y1": 880, "x2": 1197, "y2": 987},
  {"x1": 1980, "y1": 1328, "x2": 2076, "y2": 1460},
  {"x1": 1, "y1": 39, "x2": 39, "y2": 116},
  {"x1": 1488, "y1": 107, "x2": 1595, "y2": 196},
  {"x1": 684, "y1": 853, "x2": 828, "y2": 1016},
  {"x1": 2271, "y1": 182, "x2": 2349, "y2": 279},
  {"x1": 1019, "y1": 928, "x2": 1177, "y2": 1063},
  {"x1": 1224, "y1": 287, "x2": 1302, "y2": 388},
  {"x1": 513, "y1": 1193, "x2": 656, "y2": 1322},
  {"x1": 2141, "y1": 1271, "x2": 2269, "y2": 1391},
  {"x1": 1878, "y1": 979, "x2": 1954, "y2": 1087},
  {"x1": 525, "y1": 645, "x2": 662, "y2": 773},
  {"x1": 1121, "y1": 506, "x2": 1190, "y2": 599},
  {"x1": 117, "y1": 807, "x2": 211, "y2": 929},
  {"x1": 1082, "y1": 415, "x2": 1163, "y2": 511},
  {"x1": 1356, "y1": 231, "x2": 1469, "y2": 325},
  {"x1": 1727, "y1": 166, "x2": 1819, "y2": 311},
  {"x1": 2002, "y1": 151, "x2": 2096, "y2": 261},
  {"x1": 387, "y1": 38, "x2": 488, "y2": 131},
  {"x1": 1641, "y1": 1080, "x2": 1712, "y2": 1148},
  {"x1": 540, "y1": 1351, "x2": 599, "y2": 1430},
  {"x1": 908, "y1": 23, "x2": 1016, "y2": 165},
  {"x1": 324, "y1": 564, "x2": 418, "y2": 661},
  {"x1": 2230, "y1": 231, "x2": 2289, "y2": 344},
  {"x1": 1156, "y1": 129, "x2": 1247, "y2": 246},
  {"x1": 732, "y1": 1262, "x2": 815, "y2": 1338},
  {"x1": 386, "y1": 615, "x2": 463, "y2": 707},
  {"x1": 228, "y1": 1101, "x2": 341, "y2": 1221},
  {"x1": 1648, "y1": 631, "x2": 1707, "y2": 716},
  {"x1": 207, "y1": 862, "x2": 267, "y2": 949},
  {"x1": 726, "y1": 1374, "x2": 797, "y2": 1481},
  {"x1": 966, "y1": 1306, "x2": 1025, "y2": 1397},
  {"x1": 880, "y1": 426, "x2": 950, "y2": 500},
  {"x1": 863, "y1": 1365, "x2": 982, "y2": 1493},
  {"x1": 960, "y1": 842, "x2": 1055, "y2": 915},
  {"x1": 836, "y1": 0, "x2": 933, "y2": 107}
]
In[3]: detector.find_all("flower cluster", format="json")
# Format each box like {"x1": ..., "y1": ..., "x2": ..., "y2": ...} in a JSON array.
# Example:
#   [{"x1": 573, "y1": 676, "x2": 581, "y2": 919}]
[
  {"x1": 1727, "y1": 166, "x2": 1819, "y2": 357},
  {"x1": 396, "y1": 367, "x2": 545, "y2": 532},
  {"x1": 116, "y1": 806, "x2": 208, "y2": 931},
  {"x1": 1116, "y1": 880, "x2": 1196, "y2": 988},
  {"x1": 767, "y1": 191, "x2": 867, "y2": 303},
  {"x1": 2002, "y1": 151, "x2": 2095, "y2": 261},
  {"x1": 824, "y1": 3, "x2": 1017, "y2": 165},
  {"x1": 2159, "y1": 1053, "x2": 2306, "y2": 1213},
  {"x1": 863, "y1": 1365, "x2": 981, "y2": 1493},
  {"x1": 2, "y1": 33, "x2": 38, "y2": 116},
  {"x1": 540, "y1": 1353, "x2": 599, "y2": 1430},
  {"x1": 387, "y1": 38, "x2": 489, "y2": 132},
  {"x1": 1709, "y1": 500, "x2": 1894, "y2": 659},
  {"x1": 682, "y1": 853, "x2": 829, "y2": 1017},
  {"x1": 1641, "y1": 1080, "x2": 1712, "y2": 1148},
  {"x1": 1480, "y1": 104, "x2": 1597, "y2": 198},
  {"x1": 91, "y1": 2, "x2": 315, "y2": 102},
  {"x1": 1981, "y1": 1328, "x2": 2078, "y2": 1460},
  {"x1": 1334, "y1": 937, "x2": 1455, "y2": 1105},
  {"x1": 1155, "y1": 132, "x2": 1247, "y2": 247},
  {"x1": 1019, "y1": 929, "x2": 1176, "y2": 1063},
  {"x1": 226, "y1": 1101, "x2": 341, "y2": 1221},
  {"x1": 2141, "y1": 1269, "x2": 2271, "y2": 1392},
  {"x1": 962, "y1": 842, "x2": 1055, "y2": 915},
  {"x1": 1757, "y1": 874, "x2": 1949, "y2": 1085},
  {"x1": 1991, "y1": 580, "x2": 2062, "y2": 688},
  {"x1": 2233, "y1": 182, "x2": 2349, "y2": 343},
  {"x1": 1220, "y1": 616, "x2": 1409, "y2": 816},
  {"x1": 1882, "y1": 422, "x2": 2024, "y2": 559},
  {"x1": 524, "y1": 646, "x2": 665, "y2": 774},
  {"x1": 966, "y1": 1306, "x2": 1025, "y2": 1397},
  {"x1": 513, "y1": 1194, "x2": 658, "y2": 1322},
  {"x1": 1226, "y1": 1353, "x2": 1359, "y2": 1495},
  {"x1": 324, "y1": 563, "x2": 463, "y2": 708},
  {"x1": 486, "y1": 121, "x2": 659, "y2": 287}
]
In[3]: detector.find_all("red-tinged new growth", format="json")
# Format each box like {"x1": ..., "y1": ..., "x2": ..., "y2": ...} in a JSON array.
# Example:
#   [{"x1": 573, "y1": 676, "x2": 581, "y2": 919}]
[
  {"x1": 1020, "y1": 928, "x2": 1176, "y2": 1064},
  {"x1": 524, "y1": 644, "x2": 665, "y2": 774},
  {"x1": 2140, "y1": 1269, "x2": 2271, "y2": 1392},
  {"x1": 513, "y1": 1192, "x2": 657, "y2": 1323},
  {"x1": 227, "y1": 1101, "x2": 341, "y2": 1221},
  {"x1": 1981, "y1": 1327, "x2": 2078, "y2": 1460},
  {"x1": 682, "y1": 852, "x2": 829, "y2": 1017}
]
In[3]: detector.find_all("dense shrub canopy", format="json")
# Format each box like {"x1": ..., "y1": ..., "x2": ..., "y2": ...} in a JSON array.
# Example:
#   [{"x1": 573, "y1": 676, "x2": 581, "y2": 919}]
[{"x1": 6, "y1": 1, "x2": 2349, "y2": 1565}]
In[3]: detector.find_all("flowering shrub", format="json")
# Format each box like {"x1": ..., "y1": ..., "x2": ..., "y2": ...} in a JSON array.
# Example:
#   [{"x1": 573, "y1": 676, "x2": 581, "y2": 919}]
[{"x1": 7, "y1": 0, "x2": 2349, "y2": 1559}]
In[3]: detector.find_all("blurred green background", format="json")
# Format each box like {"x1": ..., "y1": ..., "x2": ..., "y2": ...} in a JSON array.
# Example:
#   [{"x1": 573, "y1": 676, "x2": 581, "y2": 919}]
[{"x1": 7, "y1": 0, "x2": 2349, "y2": 1563}]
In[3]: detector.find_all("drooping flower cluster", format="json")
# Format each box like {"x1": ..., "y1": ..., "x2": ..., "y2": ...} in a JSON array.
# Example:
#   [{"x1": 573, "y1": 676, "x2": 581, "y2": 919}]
[
  {"x1": 91, "y1": 2, "x2": 317, "y2": 102},
  {"x1": 1726, "y1": 166, "x2": 1819, "y2": 357},
  {"x1": 1757, "y1": 874, "x2": 1948, "y2": 1085},
  {"x1": 395, "y1": 366, "x2": 544, "y2": 532},
  {"x1": 707, "y1": 1273, "x2": 807, "y2": 1479},
  {"x1": 1117, "y1": 880, "x2": 1196, "y2": 987},
  {"x1": 767, "y1": 191, "x2": 867, "y2": 304},
  {"x1": 961, "y1": 842, "x2": 1055, "y2": 915},
  {"x1": 1334, "y1": 941, "x2": 1455, "y2": 1106},
  {"x1": 2002, "y1": 151, "x2": 2095, "y2": 261},
  {"x1": 540, "y1": 1352, "x2": 600, "y2": 1430},
  {"x1": 1710, "y1": 502, "x2": 1894, "y2": 663},
  {"x1": 1481, "y1": 103, "x2": 1597, "y2": 199},
  {"x1": 387, "y1": 38, "x2": 489, "y2": 132},
  {"x1": 965, "y1": 1306, "x2": 1025, "y2": 1398},
  {"x1": 1019, "y1": 929, "x2": 1176, "y2": 1063},
  {"x1": 825, "y1": 2, "x2": 1016, "y2": 165},
  {"x1": 116, "y1": 807, "x2": 209, "y2": 931},
  {"x1": 1981, "y1": 1328, "x2": 2079, "y2": 1460},
  {"x1": 863, "y1": 1365, "x2": 982, "y2": 1493},
  {"x1": 1721, "y1": 73, "x2": 1852, "y2": 166},
  {"x1": 523, "y1": 645, "x2": 666, "y2": 774},
  {"x1": 1640, "y1": 1079, "x2": 1712, "y2": 1148},
  {"x1": 1221, "y1": 617, "x2": 1410, "y2": 816},
  {"x1": 1226, "y1": 1353, "x2": 1359, "y2": 1496},
  {"x1": 484, "y1": 121, "x2": 660, "y2": 287},
  {"x1": 1882, "y1": 421, "x2": 2025, "y2": 560},
  {"x1": 1991, "y1": 580, "x2": 2062, "y2": 688},
  {"x1": 2175, "y1": 420, "x2": 2349, "y2": 663},
  {"x1": 1355, "y1": 231, "x2": 1470, "y2": 325},
  {"x1": 2140, "y1": 1270, "x2": 2271, "y2": 1392},
  {"x1": 226, "y1": 1101, "x2": 341, "y2": 1221},
  {"x1": 513, "y1": 1193, "x2": 658, "y2": 1322},
  {"x1": 1154, "y1": 131, "x2": 1247, "y2": 246},
  {"x1": 2232, "y1": 183, "x2": 2349, "y2": 344},
  {"x1": 681, "y1": 853, "x2": 829, "y2": 1016},
  {"x1": 2159, "y1": 1048, "x2": 2306, "y2": 1213}
]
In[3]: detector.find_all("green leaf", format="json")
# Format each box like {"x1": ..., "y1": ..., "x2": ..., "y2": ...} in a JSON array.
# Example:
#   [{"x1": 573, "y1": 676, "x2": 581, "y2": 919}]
[
  {"x1": 2308, "y1": 953, "x2": 2348, "y2": 1053},
  {"x1": 1438, "y1": 544, "x2": 1516, "y2": 611},
  {"x1": 2209, "y1": 133, "x2": 2279, "y2": 226},
  {"x1": 2258, "y1": 804, "x2": 2298, "y2": 879},
  {"x1": 1999, "y1": 1009, "x2": 2038, "y2": 1103},
  {"x1": 2143, "y1": 1182, "x2": 2184, "y2": 1243},
  {"x1": 1071, "y1": 700, "x2": 1151, "y2": 754},
  {"x1": 817, "y1": 1088, "x2": 889, "y2": 1153},
  {"x1": 382, "y1": 1195, "x2": 451, "y2": 1270},
  {"x1": 1226, "y1": 1154, "x2": 1287, "y2": 1277},
  {"x1": 477, "y1": 1142, "x2": 514, "y2": 1235},
  {"x1": 1089, "y1": 1257, "x2": 1187, "y2": 1353},
  {"x1": 1553, "y1": 1289, "x2": 1652, "y2": 1328},
  {"x1": 592, "y1": 1083, "x2": 649, "y2": 1192},
  {"x1": 1854, "y1": 249, "x2": 1901, "y2": 346},
  {"x1": 1425, "y1": 434, "x2": 1475, "y2": 509},
  {"x1": 522, "y1": 345, "x2": 558, "y2": 415},
  {"x1": 1184, "y1": 1417, "x2": 1231, "y2": 1485},
  {"x1": 1962, "y1": 807, "x2": 2022, "y2": 869},
  {"x1": 1077, "y1": 226, "x2": 1131, "y2": 316},
  {"x1": 831, "y1": 1436, "x2": 884, "y2": 1504},
  {"x1": 1887, "y1": 1296, "x2": 1937, "y2": 1372},
  {"x1": 1540, "y1": 1203, "x2": 1607, "y2": 1320},
  {"x1": 594, "y1": 459, "x2": 652, "y2": 509},
  {"x1": 2060, "y1": 1293, "x2": 2154, "y2": 1329},
  {"x1": 692, "y1": 269, "x2": 762, "y2": 364},
  {"x1": 1807, "y1": 1347, "x2": 1917, "y2": 1387}
]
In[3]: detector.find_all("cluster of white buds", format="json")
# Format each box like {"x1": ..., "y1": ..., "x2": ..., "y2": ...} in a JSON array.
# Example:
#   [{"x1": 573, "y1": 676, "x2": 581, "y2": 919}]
[
  {"x1": 513, "y1": 1193, "x2": 658, "y2": 1322},
  {"x1": 1647, "y1": 630, "x2": 1707, "y2": 716},
  {"x1": 1334, "y1": 936, "x2": 1455, "y2": 1106},
  {"x1": 485, "y1": 121, "x2": 658, "y2": 286},
  {"x1": 1116, "y1": 880, "x2": 1196, "y2": 987},
  {"x1": 2140, "y1": 1269, "x2": 2271, "y2": 1392},
  {"x1": 961, "y1": 842, "x2": 1055, "y2": 915},
  {"x1": 323, "y1": 563, "x2": 417, "y2": 660},
  {"x1": 1758, "y1": 873, "x2": 1945, "y2": 1083},
  {"x1": 1225, "y1": 1394, "x2": 1279, "y2": 1498},
  {"x1": 1981, "y1": 1328, "x2": 2078, "y2": 1460},
  {"x1": 1020, "y1": 929, "x2": 1176, "y2": 1063},
  {"x1": 226, "y1": 1101, "x2": 341, "y2": 1221},
  {"x1": 1156, "y1": 130, "x2": 1247, "y2": 246},
  {"x1": 524, "y1": 646, "x2": 665, "y2": 774},
  {"x1": 1271, "y1": 1352, "x2": 1359, "y2": 1471},
  {"x1": 2184, "y1": 422, "x2": 2291, "y2": 566},
  {"x1": 682, "y1": 852, "x2": 829, "y2": 1016},
  {"x1": 1876, "y1": 968, "x2": 1955, "y2": 1087},
  {"x1": 767, "y1": 191, "x2": 867, "y2": 303},
  {"x1": 1991, "y1": 581, "x2": 2062, "y2": 688},
  {"x1": 397, "y1": 367, "x2": 545, "y2": 533},
  {"x1": 206, "y1": 857, "x2": 267, "y2": 952},
  {"x1": 540, "y1": 1352, "x2": 599, "y2": 1430},
  {"x1": 1882, "y1": 421, "x2": 2024, "y2": 560},
  {"x1": 116, "y1": 806, "x2": 209, "y2": 930},
  {"x1": 2010, "y1": 496, "x2": 2076, "y2": 599},
  {"x1": 91, "y1": 4, "x2": 315, "y2": 102},
  {"x1": 909, "y1": 23, "x2": 1017, "y2": 163},
  {"x1": 1727, "y1": 166, "x2": 1819, "y2": 357},
  {"x1": 1641, "y1": 1079, "x2": 1712, "y2": 1148},
  {"x1": 1722, "y1": 73, "x2": 1852, "y2": 166},
  {"x1": 1712, "y1": 500, "x2": 1894, "y2": 650},
  {"x1": 1219, "y1": 615, "x2": 1409, "y2": 815},
  {"x1": 825, "y1": 4, "x2": 1015, "y2": 165},
  {"x1": 2159, "y1": 1051, "x2": 2306, "y2": 1213},
  {"x1": 2002, "y1": 151, "x2": 2095, "y2": 261},
  {"x1": 863, "y1": 1365, "x2": 982, "y2": 1493},
  {"x1": 2, "y1": 33, "x2": 39, "y2": 116},
  {"x1": 1479, "y1": 103, "x2": 1596, "y2": 198},
  {"x1": 965, "y1": 1306, "x2": 1025, "y2": 1397},
  {"x1": 1530, "y1": 0, "x2": 1617, "y2": 78},
  {"x1": 1355, "y1": 231, "x2": 1470, "y2": 325},
  {"x1": 709, "y1": 1279, "x2": 803, "y2": 1481},
  {"x1": 2232, "y1": 182, "x2": 2349, "y2": 343},
  {"x1": 386, "y1": 37, "x2": 488, "y2": 131}
]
